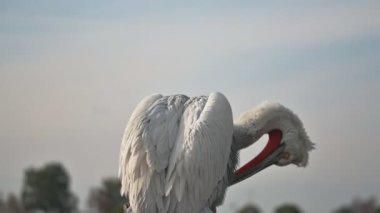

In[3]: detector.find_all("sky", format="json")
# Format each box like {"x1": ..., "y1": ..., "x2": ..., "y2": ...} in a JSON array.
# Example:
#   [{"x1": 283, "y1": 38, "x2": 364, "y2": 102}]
[{"x1": 1, "y1": 0, "x2": 380, "y2": 212}]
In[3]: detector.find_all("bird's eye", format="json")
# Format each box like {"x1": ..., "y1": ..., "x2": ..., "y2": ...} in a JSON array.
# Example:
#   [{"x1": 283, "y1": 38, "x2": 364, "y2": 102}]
[{"x1": 281, "y1": 152, "x2": 291, "y2": 161}]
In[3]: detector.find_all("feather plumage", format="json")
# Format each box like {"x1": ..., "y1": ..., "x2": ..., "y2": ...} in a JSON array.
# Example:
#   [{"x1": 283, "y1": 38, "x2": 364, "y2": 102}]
[{"x1": 119, "y1": 92, "x2": 234, "y2": 213}]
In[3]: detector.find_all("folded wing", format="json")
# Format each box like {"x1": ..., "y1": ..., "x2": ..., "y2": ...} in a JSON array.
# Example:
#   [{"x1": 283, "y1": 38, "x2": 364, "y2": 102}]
[{"x1": 119, "y1": 92, "x2": 233, "y2": 212}]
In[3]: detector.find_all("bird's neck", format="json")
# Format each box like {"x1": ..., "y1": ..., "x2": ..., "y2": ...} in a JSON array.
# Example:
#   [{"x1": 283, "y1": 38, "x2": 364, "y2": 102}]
[
  {"x1": 233, "y1": 102, "x2": 288, "y2": 150},
  {"x1": 233, "y1": 124, "x2": 263, "y2": 150}
]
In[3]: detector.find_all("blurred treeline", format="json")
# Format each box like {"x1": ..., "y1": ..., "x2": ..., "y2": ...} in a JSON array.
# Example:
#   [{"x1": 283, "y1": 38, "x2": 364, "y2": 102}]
[
  {"x1": 1, "y1": 162, "x2": 379, "y2": 213},
  {"x1": 237, "y1": 199, "x2": 380, "y2": 213},
  {"x1": 0, "y1": 162, "x2": 124, "y2": 213}
]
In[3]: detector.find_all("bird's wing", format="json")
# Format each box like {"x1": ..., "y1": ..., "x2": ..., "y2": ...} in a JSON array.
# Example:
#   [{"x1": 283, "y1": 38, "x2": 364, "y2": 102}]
[
  {"x1": 119, "y1": 92, "x2": 233, "y2": 212},
  {"x1": 118, "y1": 94, "x2": 163, "y2": 195},
  {"x1": 119, "y1": 94, "x2": 190, "y2": 212},
  {"x1": 165, "y1": 92, "x2": 233, "y2": 211}
]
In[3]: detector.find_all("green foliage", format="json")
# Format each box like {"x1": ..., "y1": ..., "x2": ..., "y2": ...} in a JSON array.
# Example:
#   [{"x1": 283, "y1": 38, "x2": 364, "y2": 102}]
[
  {"x1": 333, "y1": 207, "x2": 352, "y2": 213},
  {"x1": 21, "y1": 162, "x2": 77, "y2": 213},
  {"x1": 236, "y1": 203, "x2": 261, "y2": 213},
  {"x1": 0, "y1": 194, "x2": 25, "y2": 213},
  {"x1": 333, "y1": 197, "x2": 378, "y2": 213},
  {"x1": 274, "y1": 203, "x2": 303, "y2": 213},
  {"x1": 0, "y1": 196, "x2": 7, "y2": 213},
  {"x1": 87, "y1": 177, "x2": 126, "y2": 213},
  {"x1": 6, "y1": 194, "x2": 24, "y2": 213}
]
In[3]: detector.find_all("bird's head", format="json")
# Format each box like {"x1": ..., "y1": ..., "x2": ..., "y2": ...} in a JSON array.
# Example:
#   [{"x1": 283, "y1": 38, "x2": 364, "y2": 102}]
[
  {"x1": 276, "y1": 135, "x2": 314, "y2": 168},
  {"x1": 230, "y1": 101, "x2": 314, "y2": 185},
  {"x1": 273, "y1": 112, "x2": 314, "y2": 167}
]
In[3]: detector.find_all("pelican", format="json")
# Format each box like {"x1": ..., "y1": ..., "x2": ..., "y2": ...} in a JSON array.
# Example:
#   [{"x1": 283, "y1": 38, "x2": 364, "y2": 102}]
[{"x1": 119, "y1": 92, "x2": 314, "y2": 213}]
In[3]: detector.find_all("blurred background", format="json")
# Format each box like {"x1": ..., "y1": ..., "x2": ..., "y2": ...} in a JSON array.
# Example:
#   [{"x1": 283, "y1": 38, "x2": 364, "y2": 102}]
[{"x1": 1, "y1": 0, "x2": 379, "y2": 212}]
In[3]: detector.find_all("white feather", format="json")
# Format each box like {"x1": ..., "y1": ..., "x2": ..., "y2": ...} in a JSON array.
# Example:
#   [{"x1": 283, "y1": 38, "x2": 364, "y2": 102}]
[{"x1": 119, "y1": 92, "x2": 233, "y2": 213}]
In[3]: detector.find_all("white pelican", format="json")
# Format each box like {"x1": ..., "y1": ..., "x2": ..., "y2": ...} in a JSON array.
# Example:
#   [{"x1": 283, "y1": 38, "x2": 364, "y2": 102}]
[{"x1": 119, "y1": 92, "x2": 314, "y2": 213}]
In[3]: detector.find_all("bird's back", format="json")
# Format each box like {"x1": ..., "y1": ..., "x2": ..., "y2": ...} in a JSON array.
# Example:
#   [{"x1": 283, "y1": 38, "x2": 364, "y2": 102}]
[{"x1": 119, "y1": 92, "x2": 235, "y2": 213}]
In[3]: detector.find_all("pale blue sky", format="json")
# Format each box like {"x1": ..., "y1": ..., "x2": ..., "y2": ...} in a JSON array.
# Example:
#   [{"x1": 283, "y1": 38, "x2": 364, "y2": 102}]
[{"x1": 1, "y1": 1, "x2": 380, "y2": 212}]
